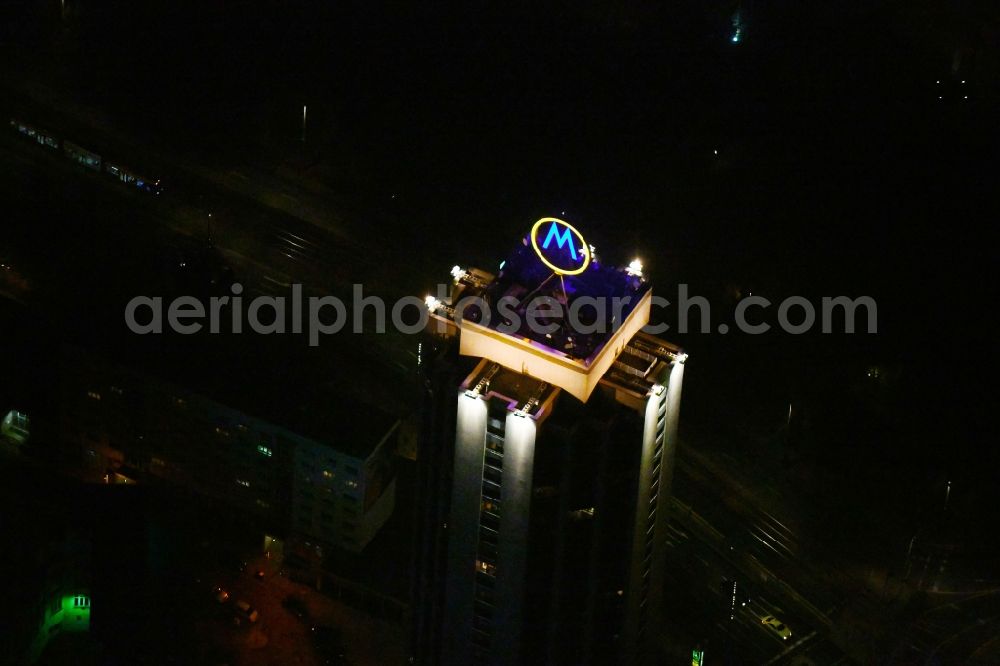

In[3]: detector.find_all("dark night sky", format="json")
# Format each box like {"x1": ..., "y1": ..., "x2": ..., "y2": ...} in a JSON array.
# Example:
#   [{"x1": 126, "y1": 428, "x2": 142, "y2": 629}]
[{"x1": 40, "y1": 1, "x2": 990, "y2": 290}]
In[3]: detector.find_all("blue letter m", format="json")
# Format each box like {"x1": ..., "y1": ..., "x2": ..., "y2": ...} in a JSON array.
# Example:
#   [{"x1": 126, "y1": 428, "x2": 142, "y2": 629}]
[{"x1": 541, "y1": 222, "x2": 578, "y2": 260}]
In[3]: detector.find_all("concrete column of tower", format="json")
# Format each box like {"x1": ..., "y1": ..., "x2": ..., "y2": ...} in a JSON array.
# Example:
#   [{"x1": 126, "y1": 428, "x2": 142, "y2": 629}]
[
  {"x1": 623, "y1": 356, "x2": 685, "y2": 664},
  {"x1": 493, "y1": 410, "x2": 537, "y2": 665},
  {"x1": 646, "y1": 359, "x2": 685, "y2": 657},
  {"x1": 442, "y1": 391, "x2": 488, "y2": 665}
]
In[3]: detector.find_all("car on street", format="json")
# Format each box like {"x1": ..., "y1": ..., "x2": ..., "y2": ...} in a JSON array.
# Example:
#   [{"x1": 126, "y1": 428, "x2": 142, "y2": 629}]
[
  {"x1": 761, "y1": 615, "x2": 792, "y2": 640},
  {"x1": 234, "y1": 600, "x2": 259, "y2": 624}
]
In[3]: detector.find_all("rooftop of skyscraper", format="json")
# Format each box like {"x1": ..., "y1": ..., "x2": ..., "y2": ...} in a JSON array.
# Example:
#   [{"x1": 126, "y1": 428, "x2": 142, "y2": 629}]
[
  {"x1": 430, "y1": 221, "x2": 682, "y2": 402},
  {"x1": 462, "y1": 232, "x2": 651, "y2": 362}
]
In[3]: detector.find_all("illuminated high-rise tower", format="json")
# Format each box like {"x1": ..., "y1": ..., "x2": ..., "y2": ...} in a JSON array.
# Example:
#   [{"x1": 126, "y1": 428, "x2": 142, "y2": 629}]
[{"x1": 412, "y1": 219, "x2": 686, "y2": 665}]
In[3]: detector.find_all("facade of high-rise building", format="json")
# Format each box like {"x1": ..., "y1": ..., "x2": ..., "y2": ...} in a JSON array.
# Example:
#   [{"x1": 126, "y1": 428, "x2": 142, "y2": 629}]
[
  {"x1": 57, "y1": 345, "x2": 399, "y2": 553},
  {"x1": 412, "y1": 219, "x2": 686, "y2": 665}
]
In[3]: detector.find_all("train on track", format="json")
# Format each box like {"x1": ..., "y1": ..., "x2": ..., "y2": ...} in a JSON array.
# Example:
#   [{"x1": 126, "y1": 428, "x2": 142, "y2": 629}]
[{"x1": 9, "y1": 118, "x2": 163, "y2": 195}]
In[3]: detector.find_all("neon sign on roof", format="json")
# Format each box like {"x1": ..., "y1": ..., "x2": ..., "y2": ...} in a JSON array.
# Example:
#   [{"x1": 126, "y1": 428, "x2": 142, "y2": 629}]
[{"x1": 530, "y1": 217, "x2": 591, "y2": 276}]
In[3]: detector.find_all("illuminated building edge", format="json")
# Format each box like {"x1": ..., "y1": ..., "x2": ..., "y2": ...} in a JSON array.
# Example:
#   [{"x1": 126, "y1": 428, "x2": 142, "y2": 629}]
[{"x1": 457, "y1": 289, "x2": 653, "y2": 402}]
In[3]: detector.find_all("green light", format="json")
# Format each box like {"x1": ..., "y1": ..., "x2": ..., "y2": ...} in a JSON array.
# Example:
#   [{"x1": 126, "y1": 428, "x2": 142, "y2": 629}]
[
  {"x1": 29, "y1": 593, "x2": 91, "y2": 661},
  {"x1": 1, "y1": 409, "x2": 30, "y2": 445},
  {"x1": 56, "y1": 594, "x2": 90, "y2": 630},
  {"x1": 257, "y1": 444, "x2": 273, "y2": 457},
  {"x1": 691, "y1": 649, "x2": 705, "y2": 666}
]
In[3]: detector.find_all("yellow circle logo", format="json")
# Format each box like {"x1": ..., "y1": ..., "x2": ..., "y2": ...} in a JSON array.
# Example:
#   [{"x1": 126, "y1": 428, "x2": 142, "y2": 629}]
[{"x1": 530, "y1": 217, "x2": 591, "y2": 276}]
